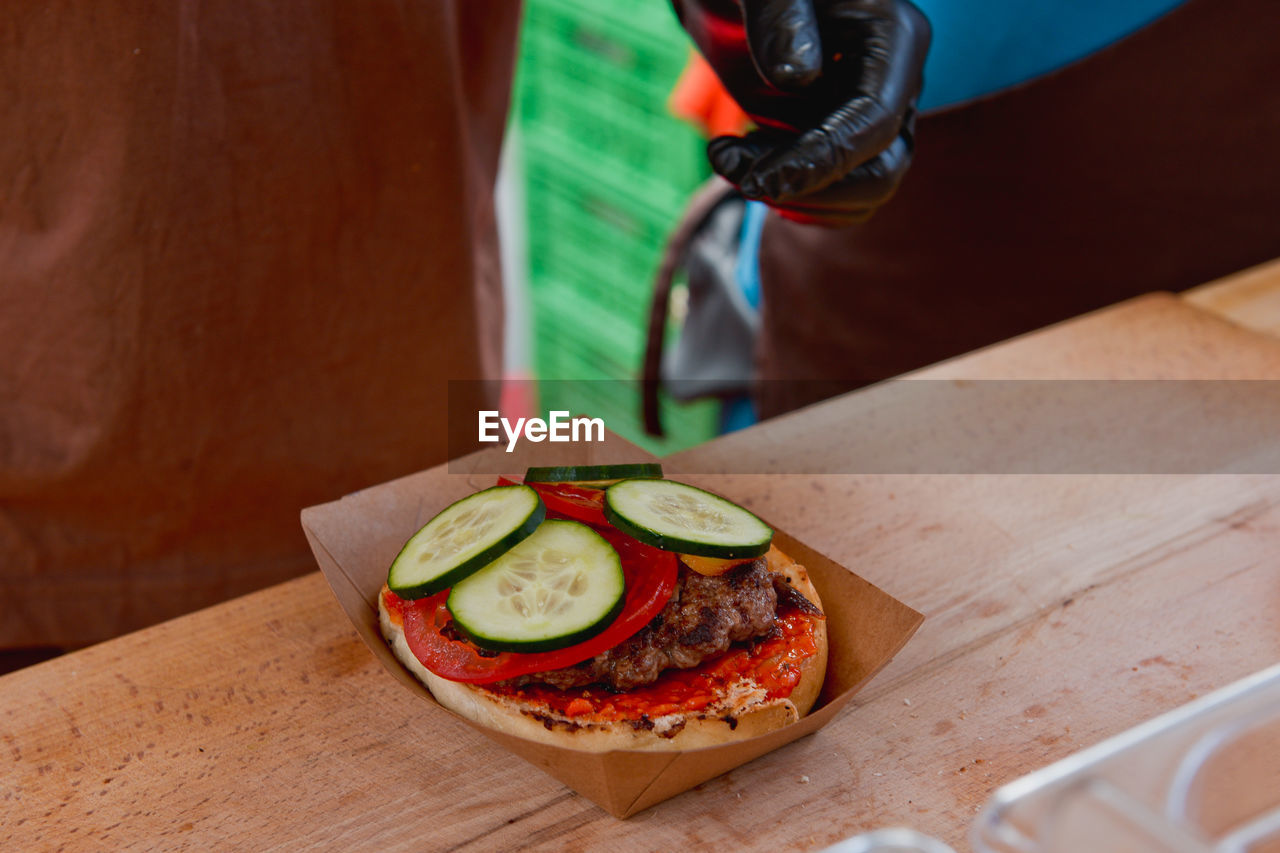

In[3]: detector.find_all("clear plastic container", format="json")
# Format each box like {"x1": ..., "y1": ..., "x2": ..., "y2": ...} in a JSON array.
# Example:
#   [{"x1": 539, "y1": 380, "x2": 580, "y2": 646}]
[
  {"x1": 821, "y1": 663, "x2": 1280, "y2": 853},
  {"x1": 973, "y1": 662, "x2": 1280, "y2": 853},
  {"x1": 819, "y1": 828, "x2": 958, "y2": 853}
]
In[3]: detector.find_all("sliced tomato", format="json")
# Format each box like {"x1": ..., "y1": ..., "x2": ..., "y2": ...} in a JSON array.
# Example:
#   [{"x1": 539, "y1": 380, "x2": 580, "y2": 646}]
[
  {"x1": 497, "y1": 475, "x2": 606, "y2": 526},
  {"x1": 388, "y1": 526, "x2": 677, "y2": 684}
]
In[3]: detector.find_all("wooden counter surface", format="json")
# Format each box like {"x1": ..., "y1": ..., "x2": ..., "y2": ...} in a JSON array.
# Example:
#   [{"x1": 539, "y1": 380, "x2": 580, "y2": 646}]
[
  {"x1": 1185, "y1": 257, "x2": 1280, "y2": 339},
  {"x1": 4, "y1": 261, "x2": 1280, "y2": 851}
]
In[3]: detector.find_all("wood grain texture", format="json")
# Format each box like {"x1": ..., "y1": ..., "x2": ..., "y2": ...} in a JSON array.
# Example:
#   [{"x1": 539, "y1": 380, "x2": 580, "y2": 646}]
[
  {"x1": 4, "y1": 278, "x2": 1280, "y2": 851},
  {"x1": 1185, "y1": 257, "x2": 1280, "y2": 340},
  {"x1": 913, "y1": 291, "x2": 1280, "y2": 380}
]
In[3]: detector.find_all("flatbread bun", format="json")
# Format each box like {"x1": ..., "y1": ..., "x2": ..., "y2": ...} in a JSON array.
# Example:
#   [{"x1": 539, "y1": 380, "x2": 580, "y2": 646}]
[{"x1": 379, "y1": 546, "x2": 828, "y2": 752}]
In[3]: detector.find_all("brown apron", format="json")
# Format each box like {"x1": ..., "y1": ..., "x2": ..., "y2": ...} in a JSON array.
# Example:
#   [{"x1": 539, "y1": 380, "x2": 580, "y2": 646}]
[
  {"x1": 755, "y1": 0, "x2": 1280, "y2": 417},
  {"x1": 0, "y1": 1, "x2": 519, "y2": 648}
]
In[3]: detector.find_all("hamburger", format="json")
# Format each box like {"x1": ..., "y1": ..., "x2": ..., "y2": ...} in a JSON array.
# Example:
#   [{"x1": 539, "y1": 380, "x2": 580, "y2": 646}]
[{"x1": 377, "y1": 465, "x2": 828, "y2": 751}]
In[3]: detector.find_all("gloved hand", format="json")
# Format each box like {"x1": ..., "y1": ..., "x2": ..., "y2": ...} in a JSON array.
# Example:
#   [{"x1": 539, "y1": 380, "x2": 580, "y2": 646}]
[{"x1": 672, "y1": 0, "x2": 931, "y2": 226}]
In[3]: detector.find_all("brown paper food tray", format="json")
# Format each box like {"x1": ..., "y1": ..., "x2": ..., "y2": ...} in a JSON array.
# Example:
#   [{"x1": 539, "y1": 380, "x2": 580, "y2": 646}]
[{"x1": 301, "y1": 438, "x2": 923, "y2": 818}]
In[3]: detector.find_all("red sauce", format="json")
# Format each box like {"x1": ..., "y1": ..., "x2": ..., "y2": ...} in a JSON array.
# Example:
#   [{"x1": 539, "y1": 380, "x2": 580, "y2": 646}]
[
  {"x1": 484, "y1": 607, "x2": 822, "y2": 721},
  {"x1": 382, "y1": 587, "x2": 407, "y2": 623}
]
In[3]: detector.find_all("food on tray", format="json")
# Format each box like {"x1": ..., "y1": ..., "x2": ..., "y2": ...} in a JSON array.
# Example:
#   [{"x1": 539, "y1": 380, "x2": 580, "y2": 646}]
[{"x1": 378, "y1": 464, "x2": 827, "y2": 751}]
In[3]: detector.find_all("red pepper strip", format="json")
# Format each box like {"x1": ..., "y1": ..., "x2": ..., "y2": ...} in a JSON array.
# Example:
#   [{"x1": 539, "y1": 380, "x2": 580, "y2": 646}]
[{"x1": 498, "y1": 475, "x2": 607, "y2": 526}]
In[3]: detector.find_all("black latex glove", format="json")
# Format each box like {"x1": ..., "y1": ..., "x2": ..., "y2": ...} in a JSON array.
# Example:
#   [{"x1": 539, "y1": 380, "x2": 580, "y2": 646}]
[{"x1": 672, "y1": 0, "x2": 931, "y2": 226}]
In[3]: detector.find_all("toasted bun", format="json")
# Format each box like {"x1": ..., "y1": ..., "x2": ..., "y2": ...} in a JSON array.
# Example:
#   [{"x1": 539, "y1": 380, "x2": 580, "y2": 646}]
[{"x1": 379, "y1": 546, "x2": 827, "y2": 752}]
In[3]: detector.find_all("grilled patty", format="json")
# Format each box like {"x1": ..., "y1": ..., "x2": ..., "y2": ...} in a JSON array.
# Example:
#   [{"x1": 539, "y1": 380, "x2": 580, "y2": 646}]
[{"x1": 498, "y1": 558, "x2": 779, "y2": 692}]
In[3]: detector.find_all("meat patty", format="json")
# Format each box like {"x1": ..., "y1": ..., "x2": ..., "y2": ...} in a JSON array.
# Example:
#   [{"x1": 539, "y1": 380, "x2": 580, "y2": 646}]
[{"x1": 499, "y1": 558, "x2": 779, "y2": 692}]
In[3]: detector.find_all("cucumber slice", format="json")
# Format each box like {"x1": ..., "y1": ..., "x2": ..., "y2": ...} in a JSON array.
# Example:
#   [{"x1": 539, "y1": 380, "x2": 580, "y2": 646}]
[
  {"x1": 604, "y1": 479, "x2": 773, "y2": 559},
  {"x1": 523, "y1": 463, "x2": 663, "y2": 488},
  {"x1": 447, "y1": 520, "x2": 625, "y2": 652},
  {"x1": 387, "y1": 485, "x2": 545, "y2": 599}
]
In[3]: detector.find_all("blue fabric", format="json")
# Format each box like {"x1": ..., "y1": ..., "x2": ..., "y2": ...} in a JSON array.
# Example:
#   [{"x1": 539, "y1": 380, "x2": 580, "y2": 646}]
[
  {"x1": 913, "y1": 0, "x2": 1187, "y2": 110},
  {"x1": 719, "y1": 394, "x2": 759, "y2": 433},
  {"x1": 715, "y1": 199, "x2": 769, "y2": 434},
  {"x1": 736, "y1": 200, "x2": 768, "y2": 310}
]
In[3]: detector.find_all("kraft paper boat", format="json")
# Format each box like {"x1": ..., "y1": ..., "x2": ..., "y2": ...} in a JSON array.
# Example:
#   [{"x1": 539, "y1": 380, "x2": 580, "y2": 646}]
[{"x1": 301, "y1": 436, "x2": 922, "y2": 818}]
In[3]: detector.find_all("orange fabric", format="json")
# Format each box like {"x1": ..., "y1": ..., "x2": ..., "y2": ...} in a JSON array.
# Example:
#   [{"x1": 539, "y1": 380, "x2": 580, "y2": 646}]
[
  {"x1": 669, "y1": 51, "x2": 751, "y2": 138},
  {"x1": 0, "y1": 1, "x2": 520, "y2": 647}
]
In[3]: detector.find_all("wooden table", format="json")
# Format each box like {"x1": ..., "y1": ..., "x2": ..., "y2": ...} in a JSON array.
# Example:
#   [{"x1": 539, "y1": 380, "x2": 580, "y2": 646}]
[{"x1": 5, "y1": 260, "x2": 1280, "y2": 851}]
